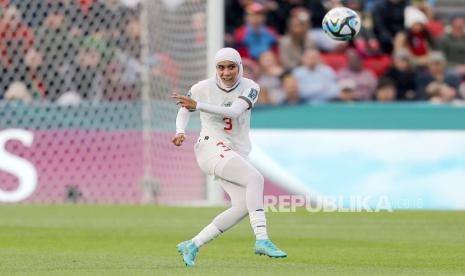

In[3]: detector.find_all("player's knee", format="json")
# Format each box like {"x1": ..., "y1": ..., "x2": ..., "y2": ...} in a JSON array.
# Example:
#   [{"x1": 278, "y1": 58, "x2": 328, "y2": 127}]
[
  {"x1": 231, "y1": 198, "x2": 249, "y2": 215},
  {"x1": 231, "y1": 197, "x2": 246, "y2": 208},
  {"x1": 236, "y1": 204, "x2": 248, "y2": 217}
]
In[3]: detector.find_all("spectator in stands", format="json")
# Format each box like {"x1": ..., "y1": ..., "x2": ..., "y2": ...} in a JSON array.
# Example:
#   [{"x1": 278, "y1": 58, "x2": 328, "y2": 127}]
[
  {"x1": 82, "y1": 35, "x2": 113, "y2": 70},
  {"x1": 147, "y1": 54, "x2": 173, "y2": 101},
  {"x1": 68, "y1": 0, "x2": 114, "y2": 47},
  {"x1": 192, "y1": 11, "x2": 206, "y2": 44},
  {"x1": 234, "y1": 2, "x2": 278, "y2": 60},
  {"x1": 102, "y1": 62, "x2": 138, "y2": 101},
  {"x1": 119, "y1": 12, "x2": 142, "y2": 60},
  {"x1": 344, "y1": 0, "x2": 383, "y2": 58},
  {"x1": 416, "y1": 51, "x2": 461, "y2": 100},
  {"x1": 352, "y1": 25, "x2": 383, "y2": 58},
  {"x1": 394, "y1": 6, "x2": 434, "y2": 67},
  {"x1": 7, "y1": 0, "x2": 49, "y2": 29},
  {"x1": 336, "y1": 79, "x2": 357, "y2": 102},
  {"x1": 0, "y1": 6, "x2": 34, "y2": 67},
  {"x1": 410, "y1": 0, "x2": 433, "y2": 21},
  {"x1": 257, "y1": 51, "x2": 285, "y2": 105},
  {"x1": 439, "y1": 13, "x2": 465, "y2": 78},
  {"x1": 0, "y1": 64, "x2": 14, "y2": 98},
  {"x1": 242, "y1": 57, "x2": 260, "y2": 81},
  {"x1": 225, "y1": 0, "x2": 252, "y2": 45},
  {"x1": 0, "y1": 0, "x2": 8, "y2": 10},
  {"x1": 292, "y1": 48, "x2": 339, "y2": 103},
  {"x1": 265, "y1": 0, "x2": 304, "y2": 35},
  {"x1": 411, "y1": 0, "x2": 444, "y2": 40},
  {"x1": 306, "y1": 0, "x2": 333, "y2": 31},
  {"x1": 383, "y1": 49, "x2": 418, "y2": 100},
  {"x1": 344, "y1": 0, "x2": 363, "y2": 12},
  {"x1": 4, "y1": 81, "x2": 32, "y2": 102},
  {"x1": 36, "y1": 2, "x2": 76, "y2": 69},
  {"x1": 425, "y1": 82, "x2": 458, "y2": 103},
  {"x1": 59, "y1": 46, "x2": 104, "y2": 100},
  {"x1": 105, "y1": 1, "x2": 138, "y2": 49},
  {"x1": 309, "y1": 23, "x2": 348, "y2": 53},
  {"x1": 459, "y1": 83, "x2": 465, "y2": 101},
  {"x1": 256, "y1": 88, "x2": 272, "y2": 106},
  {"x1": 21, "y1": 48, "x2": 47, "y2": 99},
  {"x1": 281, "y1": 73, "x2": 304, "y2": 105},
  {"x1": 337, "y1": 49, "x2": 378, "y2": 101},
  {"x1": 56, "y1": 91, "x2": 82, "y2": 106},
  {"x1": 279, "y1": 8, "x2": 314, "y2": 71},
  {"x1": 372, "y1": 0, "x2": 408, "y2": 53},
  {"x1": 375, "y1": 78, "x2": 397, "y2": 102},
  {"x1": 111, "y1": 12, "x2": 143, "y2": 97},
  {"x1": 341, "y1": 0, "x2": 382, "y2": 57},
  {"x1": 3, "y1": 47, "x2": 47, "y2": 101}
]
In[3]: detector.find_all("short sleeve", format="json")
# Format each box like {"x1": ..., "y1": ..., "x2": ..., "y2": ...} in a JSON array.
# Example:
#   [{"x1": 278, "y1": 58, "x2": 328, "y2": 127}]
[{"x1": 238, "y1": 83, "x2": 260, "y2": 110}]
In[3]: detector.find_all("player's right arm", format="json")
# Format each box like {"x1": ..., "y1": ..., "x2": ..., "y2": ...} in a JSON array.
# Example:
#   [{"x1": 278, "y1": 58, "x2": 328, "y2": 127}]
[
  {"x1": 172, "y1": 87, "x2": 198, "y2": 146},
  {"x1": 172, "y1": 84, "x2": 202, "y2": 146},
  {"x1": 172, "y1": 106, "x2": 191, "y2": 146}
]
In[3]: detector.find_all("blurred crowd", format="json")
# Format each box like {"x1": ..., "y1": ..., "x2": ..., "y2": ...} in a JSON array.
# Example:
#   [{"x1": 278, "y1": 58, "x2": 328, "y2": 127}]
[
  {"x1": 0, "y1": 0, "x2": 142, "y2": 104},
  {"x1": 0, "y1": 0, "x2": 464, "y2": 106},
  {"x1": 226, "y1": 0, "x2": 465, "y2": 105}
]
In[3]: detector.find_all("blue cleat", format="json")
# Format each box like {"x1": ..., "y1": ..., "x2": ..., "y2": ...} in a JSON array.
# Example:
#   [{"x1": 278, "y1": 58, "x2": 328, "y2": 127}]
[
  {"x1": 255, "y1": 239, "x2": 287, "y2": 258},
  {"x1": 176, "y1": 240, "x2": 198, "y2": 267}
]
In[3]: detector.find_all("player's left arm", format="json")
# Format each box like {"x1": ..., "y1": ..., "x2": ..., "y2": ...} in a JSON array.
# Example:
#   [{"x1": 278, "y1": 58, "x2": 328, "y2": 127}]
[{"x1": 172, "y1": 85, "x2": 260, "y2": 118}]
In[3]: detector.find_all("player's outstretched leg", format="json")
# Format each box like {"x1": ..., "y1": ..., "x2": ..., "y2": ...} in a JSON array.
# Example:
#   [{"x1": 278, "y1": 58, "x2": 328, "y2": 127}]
[
  {"x1": 215, "y1": 156, "x2": 287, "y2": 258},
  {"x1": 176, "y1": 222, "x2": 221, "y2": 267},
  {"x1": 176, "y1": 178, "x2": 249, "y2": 267}
]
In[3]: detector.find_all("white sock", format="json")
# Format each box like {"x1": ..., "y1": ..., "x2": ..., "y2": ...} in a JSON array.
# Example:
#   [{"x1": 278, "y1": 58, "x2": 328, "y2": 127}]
[
  {"x1": 192, "y1": 223, "x2": 222, "y2": 248},
  {"x1": 249, "y1": 210, "x2": 269, "y2": 240}
]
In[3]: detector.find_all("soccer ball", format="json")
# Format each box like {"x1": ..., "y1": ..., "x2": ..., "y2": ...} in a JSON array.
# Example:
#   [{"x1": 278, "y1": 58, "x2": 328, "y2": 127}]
[{"x1": 322, "y1": 7, "x2": 361, "y2": 41}]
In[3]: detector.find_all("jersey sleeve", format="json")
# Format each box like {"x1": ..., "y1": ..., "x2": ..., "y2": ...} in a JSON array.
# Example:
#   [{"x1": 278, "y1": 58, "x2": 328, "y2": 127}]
[
  {"x1": 175, "y1": 107, "x2": 191, "y2": 134},
  {"x1": 196, "y1": 99, "x2": 248, "y2": 118},
  {"x1": 187, "y1": 82, "x2": 202, "y2": 102},
  {"x1": 238, "y1": 82, "x2": 260, "y2": 110}
]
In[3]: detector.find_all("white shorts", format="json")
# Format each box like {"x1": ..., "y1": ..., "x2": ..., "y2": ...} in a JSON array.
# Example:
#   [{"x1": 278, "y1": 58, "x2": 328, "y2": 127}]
[{"x1": 194, "y1": 135, "x2": 240, "y2": 175}]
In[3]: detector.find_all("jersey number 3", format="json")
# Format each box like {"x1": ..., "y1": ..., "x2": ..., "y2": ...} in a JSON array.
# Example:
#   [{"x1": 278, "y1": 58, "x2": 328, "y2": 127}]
[{"x1": 223, "y1": 117, "x2": 232, "y2": 131}]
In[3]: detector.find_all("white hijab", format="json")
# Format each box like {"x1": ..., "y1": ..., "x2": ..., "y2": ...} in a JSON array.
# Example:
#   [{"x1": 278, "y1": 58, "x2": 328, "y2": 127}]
[{"x1": 214, "y1": 47, "x2": 243, "y2": 92}]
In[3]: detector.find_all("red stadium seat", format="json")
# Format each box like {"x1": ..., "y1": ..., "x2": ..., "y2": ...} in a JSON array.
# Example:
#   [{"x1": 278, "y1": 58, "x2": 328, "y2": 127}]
[
  {"x1": 362, "y1": 55, "x2": 392, "y2": 77},
  {"x1": 320, "y1": 53, "x2": 348, "y2": 72},
  {"x1": 427, "y1": 20, "x2": 444, "y2": 39}
]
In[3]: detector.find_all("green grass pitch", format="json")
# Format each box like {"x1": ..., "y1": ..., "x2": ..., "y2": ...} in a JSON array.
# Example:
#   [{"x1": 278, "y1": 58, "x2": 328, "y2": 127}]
[{"x1": 1, "y1": 205, "x2": 465, "y2": 275}]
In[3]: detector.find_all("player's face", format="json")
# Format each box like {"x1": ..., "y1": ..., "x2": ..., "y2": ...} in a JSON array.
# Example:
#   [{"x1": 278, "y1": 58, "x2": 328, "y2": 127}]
[{"x1": 216, "y1": 61, "x2": 239, "y2": 87}]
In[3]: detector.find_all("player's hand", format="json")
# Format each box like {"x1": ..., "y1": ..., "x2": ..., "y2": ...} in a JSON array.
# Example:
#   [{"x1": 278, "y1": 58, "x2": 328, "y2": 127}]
[
  {"x1": 172, "y1": 93, "x2": 197, "y2": 112},
  {"x1": 172, "y1": 133, "x2": 186, "y2": 146}
]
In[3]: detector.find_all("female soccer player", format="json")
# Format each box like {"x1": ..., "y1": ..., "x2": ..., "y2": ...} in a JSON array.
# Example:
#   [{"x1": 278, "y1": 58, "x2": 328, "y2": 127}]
[{"x1": 172, "y1": 47, "x2": 286, "y2": 267}]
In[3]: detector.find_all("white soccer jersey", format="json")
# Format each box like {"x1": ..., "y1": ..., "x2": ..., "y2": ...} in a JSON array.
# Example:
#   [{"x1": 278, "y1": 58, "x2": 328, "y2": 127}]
[{"x1": 188, "y1": 77, "x2": 260, "y2": 157}]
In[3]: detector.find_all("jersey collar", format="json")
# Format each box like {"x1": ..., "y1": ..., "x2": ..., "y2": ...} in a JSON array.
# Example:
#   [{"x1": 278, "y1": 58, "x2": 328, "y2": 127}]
[{"x1": 216, "y1": 81, "x2": 241, "y2": 93}]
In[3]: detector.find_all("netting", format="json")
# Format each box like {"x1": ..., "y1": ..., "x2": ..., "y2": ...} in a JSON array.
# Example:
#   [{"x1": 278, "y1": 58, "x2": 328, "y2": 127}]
[{"x1": 0, "y1": 0, "x2": 207, "y2": 204}]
